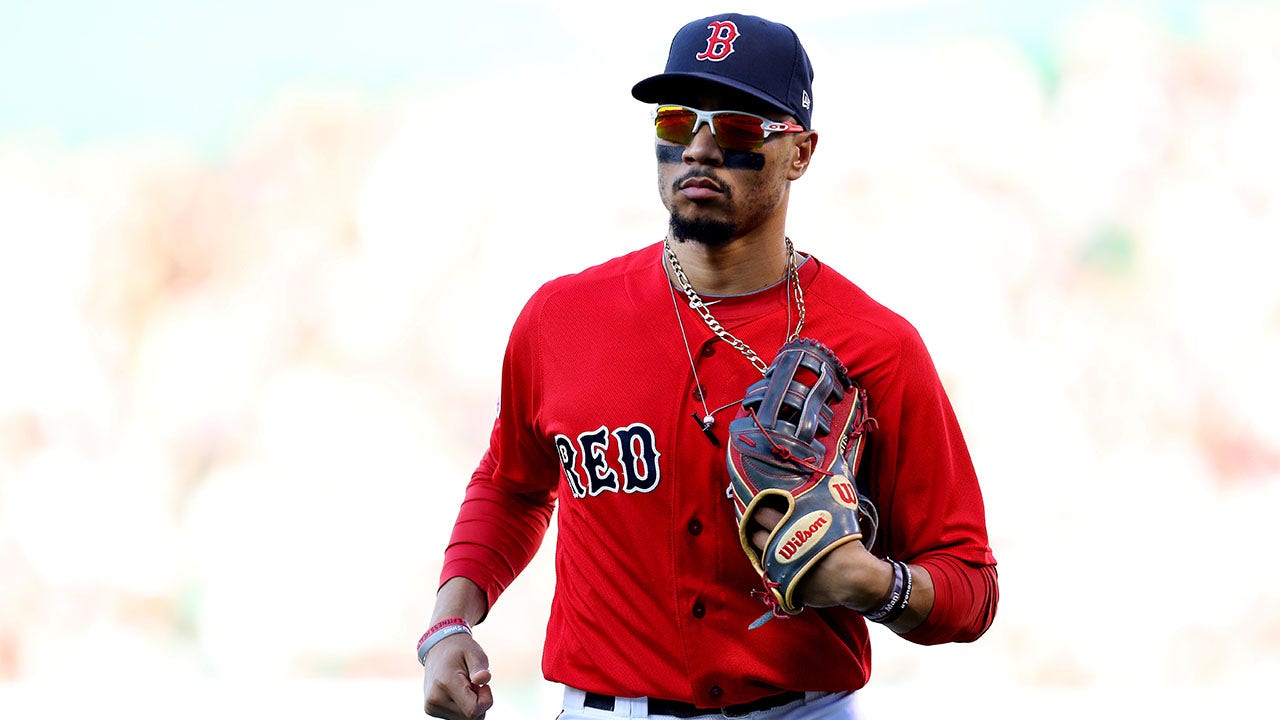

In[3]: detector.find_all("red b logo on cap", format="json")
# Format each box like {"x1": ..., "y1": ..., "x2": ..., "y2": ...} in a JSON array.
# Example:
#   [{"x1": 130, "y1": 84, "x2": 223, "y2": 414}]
[{"x1": 696, "y1": 20, "x2": 738, "y2": 62}]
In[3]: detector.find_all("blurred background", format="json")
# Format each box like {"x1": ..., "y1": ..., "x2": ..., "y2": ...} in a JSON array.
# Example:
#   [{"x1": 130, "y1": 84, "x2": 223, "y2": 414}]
[{"x1": 1, "y1": 0, "x2": 1278, "y2": 718}]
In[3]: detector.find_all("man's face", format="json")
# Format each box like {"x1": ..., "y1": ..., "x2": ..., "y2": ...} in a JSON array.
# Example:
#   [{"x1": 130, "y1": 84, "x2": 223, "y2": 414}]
[{"x1": 654, "y1": 89, "x2": 814, "y2": 247}]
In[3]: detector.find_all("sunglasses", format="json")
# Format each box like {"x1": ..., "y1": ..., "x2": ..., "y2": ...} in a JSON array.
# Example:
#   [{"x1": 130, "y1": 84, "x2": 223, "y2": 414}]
[{"x1": 652, "y1": 105, "x2": 805, "y2": 151}]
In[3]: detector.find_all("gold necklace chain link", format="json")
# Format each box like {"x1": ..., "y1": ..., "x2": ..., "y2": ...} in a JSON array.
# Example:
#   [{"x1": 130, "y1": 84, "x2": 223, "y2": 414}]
[
  {"x1": 663, "y1": 237, "x2": 806, "y2": 376},
  {"x1": 785, "y1": 240, "x2": 806, "y2": 343}
]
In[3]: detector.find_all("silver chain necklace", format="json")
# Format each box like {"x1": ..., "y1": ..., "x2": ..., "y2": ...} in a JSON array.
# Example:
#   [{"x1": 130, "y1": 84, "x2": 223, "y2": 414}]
[{"x1": 664, "y1": 236, "x2": 806, "y2": 376}]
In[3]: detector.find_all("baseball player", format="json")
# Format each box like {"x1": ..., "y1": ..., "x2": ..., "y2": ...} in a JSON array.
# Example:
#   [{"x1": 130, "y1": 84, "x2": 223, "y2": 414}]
[{"x1": 420, "y1": 13, "x2": 998, "y2": 720}]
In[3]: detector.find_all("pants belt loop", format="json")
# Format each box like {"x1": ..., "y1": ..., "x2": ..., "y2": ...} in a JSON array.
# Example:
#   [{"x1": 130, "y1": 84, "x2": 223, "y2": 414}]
[
  {"x1": 563, "y1": 686, "x2": 588, "y2": 711},
  {"x1": 569, "y1": 688, "x2": 649, "y2": 718},
  {"x1": 615, "y1": 696, "x2": 644, "y2": 718}
]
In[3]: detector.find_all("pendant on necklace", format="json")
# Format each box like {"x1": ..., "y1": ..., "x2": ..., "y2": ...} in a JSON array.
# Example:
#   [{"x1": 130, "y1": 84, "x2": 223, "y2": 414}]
[{"x1": 691, "y1": 413, "x2": 720, "y2": 446}]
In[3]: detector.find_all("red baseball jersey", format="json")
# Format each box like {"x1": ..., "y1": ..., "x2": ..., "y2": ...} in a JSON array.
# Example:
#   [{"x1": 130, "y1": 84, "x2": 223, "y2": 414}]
[{"x1": 441, "y1": 242, "x2": 997, "y2": 706}]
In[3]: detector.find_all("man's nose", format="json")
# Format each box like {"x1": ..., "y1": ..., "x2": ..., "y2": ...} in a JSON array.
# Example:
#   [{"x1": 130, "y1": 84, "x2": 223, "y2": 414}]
[{"x1": 682, "y1": 124, "x2": 724, "y2": 166}]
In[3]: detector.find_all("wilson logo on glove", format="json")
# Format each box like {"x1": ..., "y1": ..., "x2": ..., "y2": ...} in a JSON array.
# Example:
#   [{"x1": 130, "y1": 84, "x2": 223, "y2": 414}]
[
  {"x1": 775, "y1": 511, "x2": 831, "y2": 563},
  {"x1": 828, "y1": 474, "x2": 860, "y2": 509}
]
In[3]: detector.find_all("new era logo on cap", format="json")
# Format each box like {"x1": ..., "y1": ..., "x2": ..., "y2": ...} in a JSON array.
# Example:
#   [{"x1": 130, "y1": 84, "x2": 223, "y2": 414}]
[{"x1": 632, "y1": 13, "x2": 816, "y2": 129}]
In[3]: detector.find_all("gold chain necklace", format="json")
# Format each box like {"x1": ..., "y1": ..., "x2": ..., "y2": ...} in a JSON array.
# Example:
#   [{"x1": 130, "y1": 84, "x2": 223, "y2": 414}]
[
  {"x1": 666, "y1": 276, "x2": 743, "y2": 445},
  {"x1": 663, "y1": 236, "x2": 806, "y2": 376}
]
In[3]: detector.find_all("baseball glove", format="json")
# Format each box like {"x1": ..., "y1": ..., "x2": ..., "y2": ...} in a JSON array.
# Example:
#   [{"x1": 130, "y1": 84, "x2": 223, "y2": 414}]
[{"x1": 726, "y1": 337, "x2": 878, "y2": 627}]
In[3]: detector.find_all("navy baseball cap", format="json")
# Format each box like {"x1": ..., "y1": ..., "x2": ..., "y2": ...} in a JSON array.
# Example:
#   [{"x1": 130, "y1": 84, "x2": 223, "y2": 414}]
[{"x1": 632, "y1": 13, "x2": 815, "y2": 129}]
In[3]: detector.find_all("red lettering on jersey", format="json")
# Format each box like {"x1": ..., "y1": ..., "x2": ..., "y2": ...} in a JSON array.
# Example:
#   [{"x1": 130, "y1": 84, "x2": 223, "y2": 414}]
[{"x1": 696, "y1": 21, "x2": 739, "y2": 62}]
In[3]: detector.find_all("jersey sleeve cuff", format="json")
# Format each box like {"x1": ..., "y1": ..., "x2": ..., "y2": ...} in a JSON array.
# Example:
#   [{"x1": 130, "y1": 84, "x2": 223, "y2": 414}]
[
  {"x1": 439, "y1": 560, "x2": 505, "y2": 621},
  {"x1": 900, "y1": 556, "x2": 998, "y2": 646}
]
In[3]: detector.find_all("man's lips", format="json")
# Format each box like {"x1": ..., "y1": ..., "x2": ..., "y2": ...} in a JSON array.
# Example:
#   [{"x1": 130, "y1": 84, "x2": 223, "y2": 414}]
[{"x1": 679, "y1": 176, "x2": 724, "y2": 200}]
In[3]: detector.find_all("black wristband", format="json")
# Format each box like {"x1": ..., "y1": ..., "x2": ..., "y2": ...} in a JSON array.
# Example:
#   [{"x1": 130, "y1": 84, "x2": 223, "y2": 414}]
[
  {"x1": 862, "y1": 559, "x2": 906, "y2": 624},
  {"x1": 865, "y1": 558, "x2": 906, "y2": 620},
  {"x1": 877, "y1": 560, "x2": 913, "y2": 625}
]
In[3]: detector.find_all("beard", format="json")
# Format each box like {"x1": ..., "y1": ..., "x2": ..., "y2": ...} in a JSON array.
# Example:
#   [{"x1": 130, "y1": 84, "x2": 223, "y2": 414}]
[{"x1": 669, "y1": 212, "x2": 738, "y2": 248}]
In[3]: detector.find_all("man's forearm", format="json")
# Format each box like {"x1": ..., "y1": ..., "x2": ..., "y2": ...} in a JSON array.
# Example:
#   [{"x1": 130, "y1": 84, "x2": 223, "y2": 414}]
[{"x1": 432, "y1": 576, "x2": 489, "y2": 627}]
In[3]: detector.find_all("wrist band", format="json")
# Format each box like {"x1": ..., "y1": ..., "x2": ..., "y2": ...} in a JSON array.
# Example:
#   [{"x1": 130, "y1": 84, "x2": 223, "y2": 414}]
[
  {"x1": 879, "y1": 560, "x2": 913, "y2": 624},
  {"x1": 417, "y1": 617, "x2": 472, "y2": 665},
  {"x1": 861, "y1": 560, "x2": 903, "y2": 622},
  {"x1": 862, "y1": 560, "x2": 912, "y2": 624},
  {"x1": 421, "y1": 617, "x2": 469, "y2": 639}
]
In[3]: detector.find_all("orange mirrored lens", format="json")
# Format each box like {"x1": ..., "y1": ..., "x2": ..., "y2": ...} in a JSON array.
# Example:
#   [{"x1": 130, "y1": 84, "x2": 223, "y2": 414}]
[
  {"x1": 655, "y1": 107, "x2": 698, "y2": 144},
  {"x1": 654, "y1": 107, "x2": 766, "y2": 151},
  {"x1": 711, "y1": 113, "x2": 766, "y2": 150}
]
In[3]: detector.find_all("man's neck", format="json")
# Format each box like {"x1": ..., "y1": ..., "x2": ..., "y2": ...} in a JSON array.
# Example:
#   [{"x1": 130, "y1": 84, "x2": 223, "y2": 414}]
[{"x1": 665, "y1": 233, "x2": 791, "y2": 296}]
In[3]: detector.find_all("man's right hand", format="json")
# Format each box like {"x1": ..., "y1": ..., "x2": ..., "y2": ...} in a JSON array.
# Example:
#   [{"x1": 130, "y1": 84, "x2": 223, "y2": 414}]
[
  {"x1": 422, "y1": 631, "x2": 493, "y2": 720},
  {"x1": 422, "y1": 577, "x2": 493, "y2": 719}
]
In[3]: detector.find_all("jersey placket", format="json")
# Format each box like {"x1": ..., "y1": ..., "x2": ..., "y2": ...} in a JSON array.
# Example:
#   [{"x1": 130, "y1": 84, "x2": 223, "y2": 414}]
[{"x1": 669, "y1": 333, "x2": 747, "y2": 705}]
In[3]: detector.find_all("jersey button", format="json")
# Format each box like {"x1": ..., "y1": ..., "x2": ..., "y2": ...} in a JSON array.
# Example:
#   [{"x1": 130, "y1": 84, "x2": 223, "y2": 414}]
[
  {"x1": 687, "y1": 519, "x2": 703, "y2": 536},
  {"x1": 709, "y1": 686, "x2": 724, "y2": 700},
  {"x1": 692, "y1": 601, "x2": 706, "y2": 618},
  {"x1": 692, "y1": 386, "x2": 705, "y2": 401},
  {"x1": 700, "y1": 343, "x2": 716, "y2": 357}
]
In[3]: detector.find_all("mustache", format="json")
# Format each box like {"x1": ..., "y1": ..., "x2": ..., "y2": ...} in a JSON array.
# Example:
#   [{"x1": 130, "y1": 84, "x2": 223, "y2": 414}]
[{"x1": 673, "y1": 169, "x2": 726, "y2": 194}]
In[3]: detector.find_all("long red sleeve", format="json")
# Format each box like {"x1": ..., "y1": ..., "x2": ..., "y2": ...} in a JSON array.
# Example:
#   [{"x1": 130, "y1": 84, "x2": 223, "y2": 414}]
[
  {"x1": 442, "y1": 440, "x2": 556, "y2": 614},
  {"x1": 906, "y1": 559, "x2": 999, "y2": 644},
  {"x1": 439, "y1": 290, "x2": 560, "y2": 612}
]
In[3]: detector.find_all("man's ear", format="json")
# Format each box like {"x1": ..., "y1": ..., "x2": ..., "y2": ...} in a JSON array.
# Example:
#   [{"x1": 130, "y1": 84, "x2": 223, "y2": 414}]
[{"x1": 788, "y1": 130, "x2": 818, "y2": 180}]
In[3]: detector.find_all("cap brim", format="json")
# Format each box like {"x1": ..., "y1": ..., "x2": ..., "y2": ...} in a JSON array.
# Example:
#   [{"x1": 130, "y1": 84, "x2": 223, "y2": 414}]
[{"x1": 631, "y1": 72, "x2": 798, "y2": 124}]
